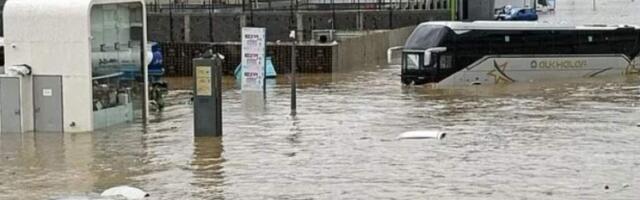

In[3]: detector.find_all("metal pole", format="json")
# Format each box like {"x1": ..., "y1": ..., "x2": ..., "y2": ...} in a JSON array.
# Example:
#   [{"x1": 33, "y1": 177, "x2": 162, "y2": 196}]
[
  {"x1": 331, "y1": 0, "x2": 336, "y2": 30},
  {"x1": 142, "y1": 18, "x2": 149, "y2": 126},
  {"x1": 209, "y1": 0, "x2": 214, "y2": 42},
  {"x1": 593, "y1": 0, "x2": 596, "y2": 11},
  {"x1": 263, "y1": 51, "x2": 267, "y2": 100},
  {"x1": 357, "y1": 0, "x2": 361, "y2": 29},
  {"x1": 291, "y1": 40, "x2": 297, "y2": 115},
  {"x1": 291, "y1": 1, "x2": 298, "y2": 116},
  {"x1": 169, "y1": 2, "x2": 174, "y2": 42},
  {"x1": 388, "y1": 6, "x2": 393, "y2": 28},
  {"x1": 250, "y1": 0, "x2": 254, "y2": 26}
]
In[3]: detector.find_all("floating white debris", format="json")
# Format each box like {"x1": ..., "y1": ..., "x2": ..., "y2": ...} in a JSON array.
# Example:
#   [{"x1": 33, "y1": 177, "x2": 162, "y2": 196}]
[
  {"x1": 397, "y1": 130, "x2": 446, "y2": 140},
  {"x1": 101, "y1": 186, "x2": 149, "y2": 199}
]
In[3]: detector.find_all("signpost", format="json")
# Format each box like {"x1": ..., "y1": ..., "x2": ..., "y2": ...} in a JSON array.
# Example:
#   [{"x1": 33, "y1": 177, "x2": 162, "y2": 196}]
[{"x1": 241, "y1": 27, "x2": 267, "y2": 94}]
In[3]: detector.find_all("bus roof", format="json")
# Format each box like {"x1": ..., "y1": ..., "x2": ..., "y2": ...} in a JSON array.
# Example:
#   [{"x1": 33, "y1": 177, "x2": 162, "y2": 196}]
[{"x1": 420, "y1": 21, "x2": 640, "y2": 31}]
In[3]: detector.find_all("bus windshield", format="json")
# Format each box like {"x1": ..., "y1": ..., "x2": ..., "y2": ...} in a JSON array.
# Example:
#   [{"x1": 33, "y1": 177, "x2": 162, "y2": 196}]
[
  {"x1": 404, "y1": 25, "x2": 452, "y2": 50},
  {"x1": 405, "y1": 54, "x2": 421, "y2": 70}
]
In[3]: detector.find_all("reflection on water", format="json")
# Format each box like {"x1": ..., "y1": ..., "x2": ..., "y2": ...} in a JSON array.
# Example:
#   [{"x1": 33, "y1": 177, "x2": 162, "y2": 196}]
[
  {"x1": 190, "y1": 137, "x2": 225, "y2": 199},
  {"x1": 1, "y1": 64, "x2": 640, "y2": 199}
]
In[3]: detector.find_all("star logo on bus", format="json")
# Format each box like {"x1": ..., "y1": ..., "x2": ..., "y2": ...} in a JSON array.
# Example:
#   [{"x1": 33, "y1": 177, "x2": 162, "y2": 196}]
[{"x1": 488, "y1": 60, "x2": 515, "y2": 84}]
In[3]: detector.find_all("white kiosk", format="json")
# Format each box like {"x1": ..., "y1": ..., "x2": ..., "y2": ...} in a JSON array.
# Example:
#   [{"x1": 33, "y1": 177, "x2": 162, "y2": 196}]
[{"x1": 0, "y1": 0, "x2": 149, "y2": 133}]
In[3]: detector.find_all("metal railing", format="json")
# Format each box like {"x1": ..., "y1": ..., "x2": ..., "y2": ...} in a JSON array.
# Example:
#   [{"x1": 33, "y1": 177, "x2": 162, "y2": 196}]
[{"x1": 147, "y1": 0, "x2": 450, "y2": 13}]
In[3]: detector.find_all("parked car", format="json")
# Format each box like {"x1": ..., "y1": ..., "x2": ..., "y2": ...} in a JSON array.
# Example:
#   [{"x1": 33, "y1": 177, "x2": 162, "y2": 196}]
[{"x1": 495, "y1": 6, "x2": 538, "y2": 21}]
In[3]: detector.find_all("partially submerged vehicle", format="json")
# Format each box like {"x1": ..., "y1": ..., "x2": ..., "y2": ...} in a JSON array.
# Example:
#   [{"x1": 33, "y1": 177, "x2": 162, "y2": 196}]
[
  {"x1": 400, "y1": 21, "x2": 640, "y2": 86},
  {"x1": 495, "y1": 7, "x2": 538, "y2": 21}
]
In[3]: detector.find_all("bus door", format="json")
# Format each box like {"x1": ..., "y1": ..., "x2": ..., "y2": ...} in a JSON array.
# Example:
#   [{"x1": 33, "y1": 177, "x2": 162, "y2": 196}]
[{"x1": 430, "y1": 52, "x2": 441, "y2": 83}]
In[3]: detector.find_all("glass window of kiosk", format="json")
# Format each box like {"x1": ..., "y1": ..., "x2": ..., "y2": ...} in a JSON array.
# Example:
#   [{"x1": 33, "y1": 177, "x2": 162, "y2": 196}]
[{"x1": 90, "y1": 3, "x2": 144, "y2": 129}]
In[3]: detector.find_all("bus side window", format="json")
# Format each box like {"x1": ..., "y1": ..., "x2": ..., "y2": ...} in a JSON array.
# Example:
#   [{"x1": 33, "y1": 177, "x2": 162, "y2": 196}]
[{"x1": 440, "y1": 55, "x2": 453, "y2": 69}]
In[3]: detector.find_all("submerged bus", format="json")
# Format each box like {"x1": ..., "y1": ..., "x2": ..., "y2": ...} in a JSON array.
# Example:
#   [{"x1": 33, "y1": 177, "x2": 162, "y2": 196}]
[{"x1": 401, "y1": 21, "x2": 640, "y2": 86}]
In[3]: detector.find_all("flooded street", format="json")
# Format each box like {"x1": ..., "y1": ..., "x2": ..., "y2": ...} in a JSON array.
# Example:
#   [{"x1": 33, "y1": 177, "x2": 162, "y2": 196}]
[
  {"x1": 3, "y1": 1, "x2": 640, "y2": 198},
  {"x1": 1, "y1": 63, "x2": 639, "y2": 199},
  {"x1": 539, "y1": 0, "x2": 640, "y2": 25}
]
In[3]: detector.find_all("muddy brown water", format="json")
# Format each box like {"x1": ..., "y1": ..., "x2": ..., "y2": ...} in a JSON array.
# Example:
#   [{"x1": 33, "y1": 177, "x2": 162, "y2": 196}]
[
  {"x1": 4, "y1": 1, "x2": 640, "y2": 198},
  {"x1": 1, "y1": 63, "x2": 639, "y2": 199}
]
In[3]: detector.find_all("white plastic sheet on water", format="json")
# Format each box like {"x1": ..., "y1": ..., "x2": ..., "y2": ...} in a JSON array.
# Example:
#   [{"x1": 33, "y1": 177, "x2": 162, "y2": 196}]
[
  {"x1": 100, "y1": 186, "x2": 148, "y2": 199},
  {"x1": 397, "y1": 130, "x2": 446, "y2": 140}
]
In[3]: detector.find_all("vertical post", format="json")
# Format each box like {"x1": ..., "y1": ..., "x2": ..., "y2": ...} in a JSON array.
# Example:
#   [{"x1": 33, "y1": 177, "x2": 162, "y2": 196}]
[
  {"x1": 290, "y1": 2, "x2": 298, "y2": 116},
  {"x1": 331, "y1": 0, "x2": 336, "y2": 30},
  {"x1": 193, "y1": 51, "x2": 223, "y2": 137},
  {"x1": 592, "y1": 0, "x2": 596, "y2": 11},
  {"x1": 169, "y1": 2, "x2": 174, "y2": 42},
  {"x1": 291, "y1": 41, "x2": 297, "y2": 115},
  {"x1": 388, "y1": 7, "x2": 393, "y2": 28},
  {"x1": 249, "y1": 0, "x2": 254, "y2": 26},
  {"x1": 357, "y1": 0, "x2": 362, "y2": 30},
  {"x1": 449, "y1": 0, "x2": 456, "y2": 20},
  {"x1": 240, "y1": 14, "x2": 247, "y2": 28},
  {"x1": 184, "y1": 15, "x2": 191, "y2": 42},
  {"x1": 209, "y1": 0, "x2": 214, "y2": 42},
  {"x1": 296, "y1": 13, "x2": 304, "y2": 40},
  {"x1": 263, "y1": 30, "x2": 267, "y2": 100}
]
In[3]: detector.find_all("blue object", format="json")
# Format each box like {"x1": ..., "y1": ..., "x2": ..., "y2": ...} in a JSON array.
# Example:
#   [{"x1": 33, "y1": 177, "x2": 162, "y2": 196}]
[
  {"x1": 148, "y1": 43, "x2": 163, "y2": 75},
  {"x1": 113, "y1": 42, "x2": 164, "y2": 82},
  {"x1": 495, "y1": 7, "x2": 538, "y2": 21},
  {"x1": 235, "y1": 57, "x2": 277, "y2": 80}
]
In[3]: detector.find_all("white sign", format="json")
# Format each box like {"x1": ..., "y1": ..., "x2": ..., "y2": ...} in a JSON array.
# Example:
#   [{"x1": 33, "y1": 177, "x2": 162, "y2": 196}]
[
  {"x1": 43, "y1": 89, "x2": 53, "y2": 97},
  {"x1": 195, "y1": 66, "x2": 212, "y2": 96},
  {"x1": 241, "y1": 27, "x2": 266, "y2": 91}
]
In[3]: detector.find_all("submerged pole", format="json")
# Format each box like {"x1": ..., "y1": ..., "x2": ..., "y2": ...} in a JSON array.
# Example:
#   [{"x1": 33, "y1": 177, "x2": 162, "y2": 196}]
[
  {"x1": 290, "y1": 3, "x2": 298, "y2": 116},
  {"x1": 291, "y1": 40, "x2": 297, "y2": 116}
]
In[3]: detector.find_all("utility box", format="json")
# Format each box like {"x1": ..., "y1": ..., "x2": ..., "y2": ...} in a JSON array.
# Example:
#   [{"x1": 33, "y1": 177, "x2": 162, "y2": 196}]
[{"x1": 193, "y1": 53, "x2": 223, "y2": 137}]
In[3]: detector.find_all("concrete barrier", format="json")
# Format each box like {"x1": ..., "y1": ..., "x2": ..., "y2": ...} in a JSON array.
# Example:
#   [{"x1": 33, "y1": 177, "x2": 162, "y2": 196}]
[{"x1": 333, "y1": 26, "x2": 416, "y2": 72}]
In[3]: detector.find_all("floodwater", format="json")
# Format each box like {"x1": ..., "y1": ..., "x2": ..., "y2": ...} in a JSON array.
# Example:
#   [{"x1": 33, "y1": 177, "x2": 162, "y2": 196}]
[
  {"x1": 3, "y1": 2, "x2": 640, "y2": 199},
  {"x1": 538, "y1": 0, "x2": 640, "y2": 25},
  {"x1": 1, "y1": 63, "x2": 640, "y2": 199}
]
